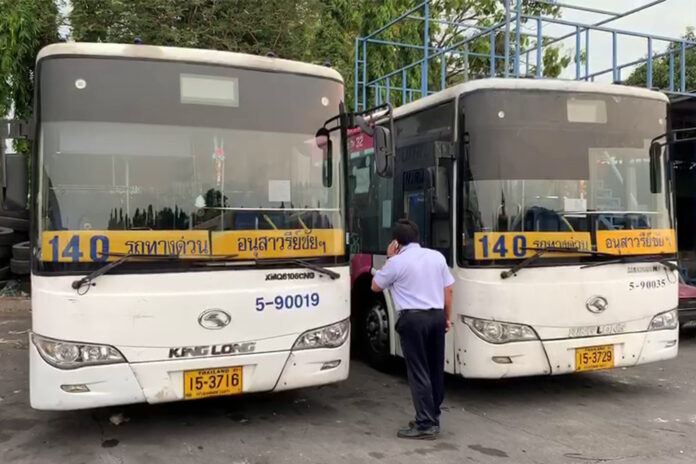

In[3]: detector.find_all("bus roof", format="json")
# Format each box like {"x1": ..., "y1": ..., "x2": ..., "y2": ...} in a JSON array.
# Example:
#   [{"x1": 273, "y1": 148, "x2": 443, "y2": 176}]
[
  {"x1": 37, "y1": 42, "x2": 344, "y2": 84},
  {"x1": 391, "y1": 78, "x2": 668, "y2": 119}
]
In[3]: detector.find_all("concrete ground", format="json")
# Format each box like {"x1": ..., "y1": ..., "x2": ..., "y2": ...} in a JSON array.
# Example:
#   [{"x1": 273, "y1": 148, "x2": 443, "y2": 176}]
[{"x1": 1, "y1": 309, "x2": 695, "y2": 464}]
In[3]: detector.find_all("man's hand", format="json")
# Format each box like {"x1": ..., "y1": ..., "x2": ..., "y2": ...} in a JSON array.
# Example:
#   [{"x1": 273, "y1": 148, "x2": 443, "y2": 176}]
[
  {"x1": 387, "y1": 240, "x2": 400, "y2": 258},
  {"x1": 445, "y1": 319, "x2": 452, "y2": 333}
]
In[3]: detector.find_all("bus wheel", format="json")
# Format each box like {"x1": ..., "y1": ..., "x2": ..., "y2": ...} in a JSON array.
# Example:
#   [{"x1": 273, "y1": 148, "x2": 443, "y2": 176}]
[{"x1": 363, "y1": 298, "x2": 391, "y2": 370}]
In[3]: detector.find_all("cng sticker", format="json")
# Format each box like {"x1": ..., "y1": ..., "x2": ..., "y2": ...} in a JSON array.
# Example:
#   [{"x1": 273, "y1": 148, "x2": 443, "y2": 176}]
[{"x1": 474, "y1": 232, "x2": 592, "y2": 260}]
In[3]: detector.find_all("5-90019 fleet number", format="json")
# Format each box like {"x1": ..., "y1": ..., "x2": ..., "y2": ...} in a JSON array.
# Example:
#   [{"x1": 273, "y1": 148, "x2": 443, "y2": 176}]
[{"x1": 255, "y1": 293, "x2": 320, "y2": 311}]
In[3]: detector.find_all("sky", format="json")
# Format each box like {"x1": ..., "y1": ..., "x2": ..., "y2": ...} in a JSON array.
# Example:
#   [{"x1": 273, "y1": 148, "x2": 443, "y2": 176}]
[{"x1": 542, "y1": 0, "x2": 696, "y2": 81}]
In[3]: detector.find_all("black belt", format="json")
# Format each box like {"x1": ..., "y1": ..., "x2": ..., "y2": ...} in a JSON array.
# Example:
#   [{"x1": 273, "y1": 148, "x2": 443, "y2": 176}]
[{"x1": 400, "y1": 308, "x2": 443, "y2": 313}]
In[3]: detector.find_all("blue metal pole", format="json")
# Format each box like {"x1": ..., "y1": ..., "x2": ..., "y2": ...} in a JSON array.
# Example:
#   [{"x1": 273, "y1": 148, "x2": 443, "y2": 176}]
[
  {"x1": 354, "y1": 38, "x2": 360, "y2": 111},
  {"x1": 681, "y1": 42, "x2": 687, "y2": 92},
  {"x1": 386, "y1": 77, "x2": 391, "y2": 104},
  {"x1": 530, "y1": 0, "x2": 622, "y2": 16},
  {"x1": 490, "y1": 31, "x2": 496, "y2": 77},
  {"x1": 526, "y1": 51, "x2": 530, "y2": 76},
  {"x1": 421, "y1": 0, "x2": 430, "y2": 97},
  {"x1": 612, "y1": 32, "x2": 618, "y2": 82},
  {"x1": 536, "y1": 18, "x2": 542, "y2": 77},
  {"x1": 362, "y1": 39, "x2": 367, "y2": 111},
  {"x1": 585, "y1": 29, "x2": 590, "y2": 81},
  {"x1": 365, "y1": 38, "x2": 436, "y2": 51},
  {"x1": 669, "y1": 52, "x2": 675, "y2": 91},
  {"x1": 647, "y1": 37, "x2": 653, "y2": 88},
  {"x1": 402, "y1": 69, "x2": 407, "y2": 104},
  {"x1": 514, "y1": 0, "x2": 522, "y2": 77},
  {"x1": 504, "y1": 0, "x2": 511, "y2": 78},
  {"x1": 441, "y1": 54, "x2": 446, "y2": 89},
  {"x1": 575, "y1": 26, "x2": 581, "y2": 79}
]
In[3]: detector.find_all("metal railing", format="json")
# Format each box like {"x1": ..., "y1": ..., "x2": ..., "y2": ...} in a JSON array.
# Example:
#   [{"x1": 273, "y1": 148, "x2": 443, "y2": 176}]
[{"x1": 354, "y1": 0, "x2": 696, "y2": 111}]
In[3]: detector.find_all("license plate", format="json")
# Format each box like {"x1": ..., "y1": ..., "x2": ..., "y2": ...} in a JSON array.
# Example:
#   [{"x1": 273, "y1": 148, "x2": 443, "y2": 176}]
[
  {"x1": 574, "y1": 345, "x2": 615, "y2": 372},
  {"x1": 183, "y1": 366, "x2": 243, "y2": 400}
]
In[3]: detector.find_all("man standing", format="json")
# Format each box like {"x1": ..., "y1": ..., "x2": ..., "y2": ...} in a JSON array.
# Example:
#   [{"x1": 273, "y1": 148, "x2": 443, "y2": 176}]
[{"x1": 371, "y1": 219, "x2": 454, "y2": 440}]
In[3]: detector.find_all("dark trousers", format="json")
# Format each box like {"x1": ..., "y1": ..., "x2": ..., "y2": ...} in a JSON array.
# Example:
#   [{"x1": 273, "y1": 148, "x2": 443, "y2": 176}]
[{"x1": 396, "y1": 309, "x2": 446, "y2": 429}]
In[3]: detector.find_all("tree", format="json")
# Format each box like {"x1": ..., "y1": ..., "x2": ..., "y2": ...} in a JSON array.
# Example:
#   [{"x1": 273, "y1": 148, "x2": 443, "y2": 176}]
[
  {"x1": 70, "y1": 0, "x2": 323, "y2": 61},
  {"x1": 69, "y1": 0, "x2": 574, "y2": 111},
  {"x1": 625, "y1": 28, "x2": 696, "y2": 92},
  {"x1": 0, "y1": 0, "x2": 59, "y2": 153}
]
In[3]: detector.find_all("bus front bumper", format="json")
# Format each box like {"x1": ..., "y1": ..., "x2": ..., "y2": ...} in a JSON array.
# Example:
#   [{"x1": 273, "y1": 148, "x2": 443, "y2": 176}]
[
  {"x1": 29, "y1": 339, "x2": 349, "y2": 410},
  {"x1": 457, "y1": 325, "x2": 678, "y2": 379}
]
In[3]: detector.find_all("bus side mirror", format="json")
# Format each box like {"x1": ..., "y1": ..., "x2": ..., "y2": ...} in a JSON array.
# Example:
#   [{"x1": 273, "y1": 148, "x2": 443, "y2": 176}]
[
  {"x1": 316, "y1": 129, "x2": 333, "y2": 188},
  {"x1": 373, "y1": 126, "x2": 393, "y2": 178},
  {"x1": 649, "y1": 141, "x2": 662, "y2": 194}
]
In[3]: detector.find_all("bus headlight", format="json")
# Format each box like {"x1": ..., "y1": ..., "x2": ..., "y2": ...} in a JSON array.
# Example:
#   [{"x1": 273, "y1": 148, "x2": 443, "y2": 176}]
[
  {"x1": 461, "y1": 316, "x2": 538, "y2": 344},
  {"x1": 648, "y1": 309, "x2": 678, "y2": 331},
  {"x1": 32, "y1": 334, "x2": 126, "y2": 369},
  {"x1": 292, "y1": 319, "x2": 350, "y2": 350}
]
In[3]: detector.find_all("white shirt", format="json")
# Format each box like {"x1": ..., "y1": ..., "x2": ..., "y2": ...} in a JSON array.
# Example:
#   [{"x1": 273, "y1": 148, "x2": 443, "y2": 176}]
[{"x1": 374, "y1": 243, "x2": 454, "y2": 310}]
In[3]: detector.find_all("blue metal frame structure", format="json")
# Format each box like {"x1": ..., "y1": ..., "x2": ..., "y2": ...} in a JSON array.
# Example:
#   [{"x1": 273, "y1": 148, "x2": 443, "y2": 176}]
[{"x1": 354, "y1": 0, "x2": 696, "y2": 111}]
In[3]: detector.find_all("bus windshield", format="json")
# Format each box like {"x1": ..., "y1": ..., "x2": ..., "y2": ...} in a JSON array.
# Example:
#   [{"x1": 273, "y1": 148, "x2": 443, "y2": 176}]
[
  {"x1": 460, "y1": 90, "x2": 672, "y2": 264},
  {"x1": 37, "y1": 57, "x2": 345, "y2": 270}
]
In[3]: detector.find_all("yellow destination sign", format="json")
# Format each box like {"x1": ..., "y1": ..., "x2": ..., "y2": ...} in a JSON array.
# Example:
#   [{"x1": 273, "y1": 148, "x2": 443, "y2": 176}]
[
  {"x1": 41, "y1": 228, "x2": 345, "y2": 262},
  {"x1": 211, "y1": 229, "x2": 345, "y2": 259},
  {"x1": 474, "y1": 232, "x2": 592, "y2": 260},
  {"x1": 596, "y1": 229, "x2": 676, "y2": 255},
  {"x1": 41, "y1": 230, "x2": 211, "y2": 262}
]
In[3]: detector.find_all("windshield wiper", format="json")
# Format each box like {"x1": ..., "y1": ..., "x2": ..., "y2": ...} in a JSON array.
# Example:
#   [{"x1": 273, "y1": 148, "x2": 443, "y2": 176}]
[
  {"x1": 196, "y1": 255, "x2": 340, "y2": 279},
  {"x1": 500, "y1": 247, "x2": 614, "y2": 280},
  {"x1": 580, "y1": 254, "x2": 678, "y2": 271},
  {"x1": 71, "y1": 253, "x2": 180, "y2": 291}
]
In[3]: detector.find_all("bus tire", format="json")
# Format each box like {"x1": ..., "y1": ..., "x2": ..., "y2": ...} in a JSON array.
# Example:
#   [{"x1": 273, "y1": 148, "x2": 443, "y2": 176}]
[
  {"x1": 0, "y1": 208, "x2": 28, "y2": 219},
  {"x1": 0, "y1": 216, "x2": 29, "y2": 232},
  {"x1": 10, "y1": 258, "x2": 30, "y2": 275},
  {"x1": 12, "y1": 241, "x2": 30, "y2": 261},
  {"x1": 0, "y1": 227, "x2": 26, "y2": 246},
  {"x1": 361, "y1": 294, "x2": 392, "y2": 370}
]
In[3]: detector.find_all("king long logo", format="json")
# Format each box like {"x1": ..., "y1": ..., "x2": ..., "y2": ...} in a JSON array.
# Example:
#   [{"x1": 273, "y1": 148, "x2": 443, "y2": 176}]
[{"x1": 168, "y1": 342, "x2": 256, "y2": 358}]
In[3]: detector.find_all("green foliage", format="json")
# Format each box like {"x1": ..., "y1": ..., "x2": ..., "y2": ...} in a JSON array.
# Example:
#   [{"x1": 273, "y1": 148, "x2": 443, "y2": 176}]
[
  {"x1": 70, "y1": 0, "x2": 324, "y2": 61},
  {"x1": 0, "y1": 0, "x2": 58, "y2": 153},
  {"x1": 69, "y1": 0, "x2": 574, "y2": 111},
  {"x1": 625, "y1": 28, "x2": 696, "y2": 92}
]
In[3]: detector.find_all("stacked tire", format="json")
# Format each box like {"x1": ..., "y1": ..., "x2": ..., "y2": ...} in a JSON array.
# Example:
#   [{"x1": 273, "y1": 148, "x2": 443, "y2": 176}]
[{"x1": 0, "y1": 208, "x2": 30, "y2": 293}]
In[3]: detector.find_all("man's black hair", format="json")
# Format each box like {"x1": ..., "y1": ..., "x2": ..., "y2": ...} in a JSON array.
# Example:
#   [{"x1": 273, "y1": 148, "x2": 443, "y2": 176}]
[{"x1": 392, "y1": 219, "x2": 420, "y2": 246}]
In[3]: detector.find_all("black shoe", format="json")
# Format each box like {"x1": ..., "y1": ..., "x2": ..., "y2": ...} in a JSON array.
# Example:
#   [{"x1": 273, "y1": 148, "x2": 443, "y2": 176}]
[
  {"x1": 397, "y1": 426, "x2": 438, "y2": 440},
  {"x1": 408, "y1": 421, "x2": 440, "y2": 434}
]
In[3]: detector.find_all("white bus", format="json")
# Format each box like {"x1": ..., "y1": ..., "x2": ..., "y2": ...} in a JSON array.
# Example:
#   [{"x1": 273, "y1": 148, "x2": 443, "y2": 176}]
[
  {"x1": 21, "y1": 43, "x2": 351, "y2": 410},
  {"x1": 349, "y1": 79, "x2": 680, "y2": 378}
]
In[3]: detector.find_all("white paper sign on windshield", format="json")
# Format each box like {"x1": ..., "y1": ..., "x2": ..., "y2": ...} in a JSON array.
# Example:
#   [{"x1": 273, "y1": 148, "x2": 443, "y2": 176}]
[{"x1": 268, "y1": 180, "x2": 291, "y2": 203}]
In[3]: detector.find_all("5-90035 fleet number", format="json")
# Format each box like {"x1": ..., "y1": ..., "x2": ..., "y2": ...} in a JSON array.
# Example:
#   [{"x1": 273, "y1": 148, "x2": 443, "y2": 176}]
[{"x1": 629, "y1": 279, "x2": 667, "y2": 290}]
